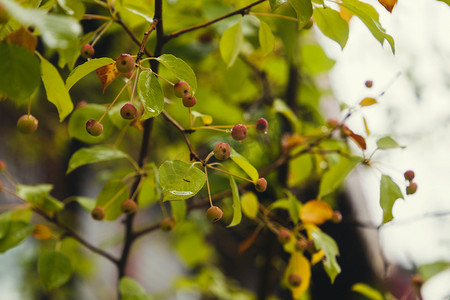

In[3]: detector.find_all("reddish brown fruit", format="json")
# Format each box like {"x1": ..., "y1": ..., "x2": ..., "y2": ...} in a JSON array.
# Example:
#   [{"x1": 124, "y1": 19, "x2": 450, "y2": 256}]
[
  {"x1": 160, "y1": 217, "x2": 176, "y2": 232},
  {"x1": 76, "y1": 100, "x2": 88, "y2": 109},
  {"x1": 295, "y1": 239, "x2": 309, "y2": 252},
  {"x1": 91, "y1": 206, "x2": 105, "y2": 221},
  {"x1": 17, "y1": 114, "x2": 38, "y2": 134},
  {"x1": 173, "y1": 81, "x2": 191, "y2": 98},
  {"x1": 120, "y1": 103, "x2": 138, "y2": 120},
  {"x1": 256, "y1": 118, "x2": 269, "y2": 133},
  {"x1": 182, "y1": 94, "x2": 197, "y2": 107},
  {"x1": 80, "y1": 44, "x2": 94, "y2": 59},
  {"x1": 327, "y1": 118, "x2": 340, "y2": 128},
  {"x1": 332, "y1": 211, "x2": 342, "y2": 223},
  {"x1": 365, "y1": 80, "x2": 373, "y2": 88},
  {"x1": 206, "y1": 206, "x2": 223, "y2": 222},
  {"x1": 0, "y1": 180, "x2": 3, "y2": 192},
  {"x1": 0, "y1": 160, "x2": 6, "y2": 172},
  {"x1": 277, "y1": 229, "x2": 292, "y2": 244},
  {"x1": 406, "y1": 182, "x2": 418, "y2": 195},
  {"x1": 116, "y1": 54, "x2": 135, "y2": 73},
  {"x1": 231, "y1": 124, "x2": 248, "y2": 141},
  {"x1": 86, "y1": 120, "x2": 103, "y2": 136},
  {"x1": 288, "y1": 274, "x2": 303, "y2": 287},
  {"x1": 213, "y1": 142, "x2": 231, "y2": 160},
  {"x1": 255, "y1": 178, "x2": 267, "y2": 192},
  {"x1": 306, "y1": 239, "x2": 318, "y2": 254},
  {"x1": 121, "y1": 199, "x2": 137, "y2": 215},
  {"x1": 404, "y1": 170, "x2": 415, "y2": 181}
]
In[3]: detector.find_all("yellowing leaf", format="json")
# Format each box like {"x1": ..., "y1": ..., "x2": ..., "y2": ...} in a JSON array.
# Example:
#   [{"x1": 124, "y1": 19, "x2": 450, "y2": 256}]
[
  {"x1": 32, "y1": 224, "x2": 53, "y2": 241},
  {"x1": 300, "y1": 200, "x2": 333, "y2": 225},
  {"x1": 241, "y1": 192, "x2": 259, "y2": 219},
  {"x1": 285, "y1": 252, "x2": 311, "y2": 299},
  {"x1": 312, "y1": 249, "x2": 325, "y2": 265},
  {"x1": 5, "y1": 27, "x2": 37, "y2": 52},
  {"x1": 201, "y1": 115, "x2": 213, "y2": 126},
  {"x1": 96, "y1": 63, "x2": 120, "y2": 93},
  {"x1": 340, "y1": 6, "x2": 353, "y2": 23},
  {"x1": 363, "y1": 117, "x2": 370, "y2": 136},
  {"x1": 359, "y1": 97, "x2": 377, "y2": 106},
  {"x1": 349, "y1": 132, "x2": 367, "y2": 150},
  {"x1": 378, "y1": 0, "x2": 397, "y2": 12}
]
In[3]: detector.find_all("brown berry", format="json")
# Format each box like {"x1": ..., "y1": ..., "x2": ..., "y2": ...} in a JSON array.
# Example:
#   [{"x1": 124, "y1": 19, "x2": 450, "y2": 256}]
[
  {"x1": 0, "y1": 160, "x2": 6, "y2": 172},
  {"x1": 174, "y1": 81, "x2": 191, "y2": 98},
  {"x1": 76, "y1": 100, "x2": 88, "y2": 109},
  {"x1": 255, "y1": 178, "x2": 267, "y2": 192},
  {"x1": 206, "y1": 206, "x2": 223, "y2": 222},
  {"x1": 120, "y1": 103, "x2": 138, "y2": 120},
  {"x1": 0, "y1": 180, "x2": 3, "y2": 192},
  {"x1": 404, "y1": 170, "x2": 415, "y2": 181},
  {"x1": 17, "y1": 114, "x2": 38, "y2": 134},
  {"x1": 256, "y1": 118, "x2": 269, "y2": 133},
  {"x1": 277, "y1": 229, "x2": 292, "y2": 244},
  {"x1": 365, "y1": 80, "x2": 373, "y2": 88},
  {"x1": 116, "y1": 54, "x2": 135, "y2": 73},
  {"x1": 295, "y1": 239, "x2": 308, "y2": 252},
  {"x1": 86, "y1": 120, "x2": 103, "y2": 136},
  {"x1": 332, "y1": 211, "x2": 342, "y2": 223},
  {"x1": 80, "y1": 44, "x2": 94, "y2": 59},
  {"x1": 91, "y1": 206, "x2": 105, "y2": 220},
  {"x1": 121, "y1": 199, "x2": 137, "y2": 215},
  {"x1": 288, "y1": 274, "x2": 302, "y2": 287},
  {"x1": 327, "y1": 118, "x2": 340, "y2": 128},
  {"x1": 160, "y1": 217, "x2": 176, "y2": 232},
  {"x1": 213, "y1": 142, "x2": 231, "y2": 160},
  {"x1": 182, "y1": 94, "x2": 197, "y2": 107},
  {"x1": 306, "y1": 239, "x2": 318, "y2": 254},
  {"x1": 231, "y1": 124, "x2": 248, "y2": 141},
  {"x1": 406, "y1": 182, "x2": 418, "y2": 195}
]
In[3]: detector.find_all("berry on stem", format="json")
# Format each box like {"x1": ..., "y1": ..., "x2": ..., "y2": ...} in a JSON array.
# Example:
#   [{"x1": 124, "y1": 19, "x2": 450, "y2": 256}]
[
  {"x1": 86, "y1": 120, "x2": 103, "y2": 136},
  {"x1": 256, "y1": 118, "x2": 269, "y2": 133},
  {"x1": 404, "y1": 170, "x2": 415, "y2": 181},
  {"x1": 213, "y1": 142, "x2": 231, "y2": 160},
  {"x1": 231, "y1": 124, "x2": 248, "y2": 141},
  {"x1": 121, "y1": 199, "x2": 137, "y2": 215},
  {"x1": 160, "y1": 217, "x2": 176, "y2": 232},
  {"x1": 120, "y1": 103, "x2": 138, "y2": 120},
  {"x1": 255, "y1": 178, "x2": 267, "y2": 192},
  {"x1": 206, "y1": 206, "x2": 223, "y2": 222},
  {"x1": 91, "y1": 206, "x2": 105, "y2": 221},
  {"x1": 277, "y1": 229, "x2": 292, "y2": 244},
  {"x1": 17, "y1": 114, "x2": 38, "y2": 134},
  {"x1": 80, "y1": 44, "x2": 94, "y2": 59},
  {"x1": 173, "y1": 81, "x2": 190, "y2": 98},
  {"x1": 406, "y1": 182, "x2": 418, "y2": 195},
  {"x1": 182, "y1": 94, "x2": 197, "y2": 107},
  {"x1": 288, "y1": 274, "x2": 302, "y2": 287},
  {"x1": 116, "y1": 54, "x2": 135, "y2": 73}
]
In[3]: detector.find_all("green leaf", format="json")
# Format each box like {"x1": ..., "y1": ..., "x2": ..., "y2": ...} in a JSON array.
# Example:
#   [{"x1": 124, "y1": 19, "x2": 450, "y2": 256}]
[
  {"x1": 138, "y1": 71, "x2": 164, "y2": 119},
  {"x1": 313, "y1": 7, "x2": 349, "y2": 49},
  {"x1": 39, "y1": 54, "x2": 73, "y2": 121},
  {"x1": 286, "y1": 190, "x2": 300, "y2": 224},
  {"x1": 219, "y1": 20, "x2": 243, "y2": 67},
  {"x1": 319, "y1": 156, "x2": 361, "y2": 198},
  {"x1": 230, "y1": 149, "x2": 259, "y2": 182},
  {"x1": 154, "y1": 54, "x2": 197, "y2": 92},
  {"x1": 125, "y1": 7, "x2": 154, "y2": 23},
  {"x1": 301, "y1": 44, "x2": 335, "y2": 74},
  {"x1": 437, "y1": 0, "x2": 450, "y2": 6},
  {"x1": 0, "y1": 221, "x2": 33, "y2": 253},
  {"x1": 269, "y1": 0, "x2": 288, "y2": 10},
  {"x1": 227, "y1": 175, "x2": 242, "y2": 228},
  {"x1": 65, "y1": 58, "x2": 115, "y2": 91},
  {"x1": 0, "y1": 213, "x2": 11, "y2": 239},
  {"x1": 380, "y1": 175, "x2": 404, "y2": 223},
  {"x1": 339, "y1": 0, "x2": 395, "y2": 53},
  {"x1": 259, "y1": 21, "x2": 275, "y2": 55},
  {"x1": 376, "y1": 136, "x2": 404, "y2": 150},
  {"x1": 418, "y1": 261, "x2": 450, "y2": 281},
  {"x1": 241, "y1": 192, "x2": 259, "y2": 219},
  {"x1": 2, "y1": 0, "x2": 81, "y2": 49},
  {"x1": 272, "y1": 99, "x2": 301, "y2": 132},
  {"x1": 16, "y1": 184, "x2": 64, "y2": 212},
  {"x1": 311, "y1": 230, "x2": 341, "y2": 283},
  {"x1": 351, "y1": 283, "x2": 384, "y2": 300},
  {"x1": 171, "y1": 200, "x2": 187, "y2": 223},
  {"x1": 68, "y1": 104, "x2": 114, "y2": 144},
  {"x1": 0, "y1": 43, "x2": 40, "y2": 101},
  {"x1": 158, "y1": 161, "x2": 206, "y2": 201},
  {"x1": 38, "y1": 251, "x2": 72, "y2": 290},
  {"x1": 120, "y1": 277, "x2": 152, "y2": 300},
  {"x1": 66, "y1": 145, "x2": 130, "y2": 174},
  {"x1": 288, "y1": 0, "x2": 313, "y2": 29},
  {"x1": 73, "y1": 196, "x2": 96, "y2": 212},
  {"x1": 96, "y1": 179, "x2": 129, "y2": 221}
]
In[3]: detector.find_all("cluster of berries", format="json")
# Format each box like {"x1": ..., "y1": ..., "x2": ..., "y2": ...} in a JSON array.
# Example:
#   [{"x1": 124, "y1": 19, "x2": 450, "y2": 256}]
[{"x1": 404, "y1": 170, "x2": 417, "y2": 195}]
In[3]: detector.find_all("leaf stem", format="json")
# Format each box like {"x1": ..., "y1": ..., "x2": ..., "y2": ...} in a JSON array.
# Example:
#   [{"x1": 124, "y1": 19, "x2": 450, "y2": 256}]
[
  {"x1": 204, "y1": 166, "x2": 213, "y2": 207},
  {"x1": 250, "y1": 12, "x2": 298, "y2": 22},
  {"x1": 207, "y1": 165, "x2": 255, "y2": 183},
  {"x1": 91, "y1": 20, "x2": 112, "y2": 47}
]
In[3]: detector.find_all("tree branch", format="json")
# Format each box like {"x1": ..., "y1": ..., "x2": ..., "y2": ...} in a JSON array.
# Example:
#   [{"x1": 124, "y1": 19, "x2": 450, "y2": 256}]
[{"x1": 115, "y1": 15, "x2": 154, "y2": 58}]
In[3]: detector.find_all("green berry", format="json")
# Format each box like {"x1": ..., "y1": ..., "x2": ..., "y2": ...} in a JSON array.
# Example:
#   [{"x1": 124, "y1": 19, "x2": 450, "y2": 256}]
[
  {"x1": 182, "y1": 94, "x2": 197, "y2": 107},
  {"x1": 206, "y1": 206, "x2": 223, "y2": 222},
  {"x1": 288, "y1": 274, "x2": 302, "y2": 287},
  {"x1": 120, "y1": 103, "x2": 138, "y2": 120},
  {"x1": 80, "y1": 44, "x2": 94, "y2": 59},
  {"x1": 404, "y1": 170, "x2": 415, "y2": 181},
  {"x1": 231, "y1": 124, "x2": 248, "y2": 141},
  {"x1": 17, "y1": 114, "x2": 38, "y2": 134},
  {"x1": 116, "y1": 54, "x2": 135, "y2": 73},
  {"x1": 173, "y1": 81, "x2": 190, "y2": 98},
  {"x1": 213, "y1": 142, "x2": 231, "y2": 160},
  {"x1": 256, "y1": 118, "x2": 268, "y2": 133},
  {"x1": 91, "y1": 206, "x2": 105, "y2": 221},
  {"x1": 406, "y1": 182, "x2": 418, "y2": 195},
  {"x1": 86, "y1": 120, "x2": 103, "y2": 136},
  {"x1": 160, "y1": 217, "x2": 176, "y2": 232},
  {"x1": 0, "y1": 3, "x2": 10, "y2": 24},
  {"x1": 121, "y1": 199, "x2": 137, "y2": 215},
  {"x1": 255, "y1": 178, "x2": 267, "y2": 192},
  {"x1": 277, "y1": 229, "x2": 292, "y2": 244}
]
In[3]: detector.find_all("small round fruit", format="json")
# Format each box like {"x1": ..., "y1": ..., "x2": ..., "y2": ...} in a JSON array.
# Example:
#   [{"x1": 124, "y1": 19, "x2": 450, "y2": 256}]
[
  {"x1": 0, "y1": 3, "x2": 10, "y2": 24},
  {"x1": 0, "y1": 180, "x2": 3, "y2": 192},
  {"x1": 231, "y1": 124, "x2": 248, "y2": 141},
  {"x1": 332, "y1": 211, "x2": 342, "y2": 223},
  {"x1": 255, "y1": 178, "x2": 267, "y2": 192},
  {"x1": 306, "y1": 240, "x2": 318, "y2": 254},
  {"x1": 80, "y1": 44, "x2": 94, "y2": 59},
  {"x1": 295, "y1": 239, "x2": 308, "y2": 252},
  {"x1": 116, "y1": 54, "x2": 135, "y2": 73},
  {"x1": 277, "y1": 229, "x2": 292, "y2": 244},
  {"x1": 121, "y1": 199, "x2": 137, "y2": 215},
  {"x1": 173, "y1": 81, "x2": 190, "y2": 98},
  {"x1": 213, "y1": 142, "x2": 231, "y2": 160},
  {"x1": 120, "y1": 103, "x2": 138, "y2": 120},
  {"x1": 86, "y1": 120, "x2": 103, "y2": 136},
  {"x1": 17, "y1": 114, "x2": 38, "y2": 134},
  {"x1": 404, "y1": 170, "x2": 415, "y2": 181},
  {"x1": 76, "y1": 100, "x2": 87, "y2": 109},
  {"x1": 406, "y1": 182, "x2": 418, "y2": 195},
  {"x1": 0, "y1": 160, "x2": 6, "y2": 172},
  {"x1": 288, "y1": 274, "x2": 302, "y2": 287},
  {"x1": 160, "y1": 217, "x2": 176, "y2": 232},
  {"x1": 206, "y1": 206, "x2": 223, "y2": 222},
  {"x1": 365, "y1": 80, "x2": 373, "y2": 88},
  {"x1": 327, "y1": 118, "x2": 340, "y2": 128},
  {"x1": 182, "y1": 94, "x2": 197, "y2": 107},
  {"x1": 256, "y1": 118, "x2": 269, "y2": 133},
  {"x1": 91, "y1": 206, "x2": 105, "y2": 221}
]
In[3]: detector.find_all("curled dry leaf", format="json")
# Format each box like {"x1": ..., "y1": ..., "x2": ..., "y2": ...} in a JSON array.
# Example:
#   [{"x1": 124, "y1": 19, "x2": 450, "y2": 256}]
[
  {"x1": 96, "y1": 63, "x2": 121, "y2": 93},
  {"x1": 378, "y1": 0, "x2": 398, "y2": 13}
]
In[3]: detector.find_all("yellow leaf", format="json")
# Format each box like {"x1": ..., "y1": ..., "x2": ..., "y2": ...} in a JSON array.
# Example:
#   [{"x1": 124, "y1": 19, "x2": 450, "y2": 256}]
[
  {"x1": 311, "y1": 249, "x2": 325, "y2": 265},
  {"x1": 6, "y1": 27, "x2": 37, "y2": 52},
  {"x1": 201, "y1": 115, "x2": 213, "y2": 126},
  {"x1": 96, "y1": 63, "x2": 121, "y2": 93},
  {"x1": 378, "y1": 0, "x2": 398, "y2": 13},
  {"x1": 32, "y1": 224, "x2": 53, "y2": 241},
  {"x1": 241, "y1": 192, "x2": 259, "y2": 219},
  {"x1": 285, "y1": 252, "x2": 311, "y2": 299},
  {"x1": 339, "y1": 6, "x2": 353, "y2": 23},
  {"x1": 300, "y1": 200, "x2": 333, "y2": 225},
  {"x1": 359, "y1": 97, "x2": 377, "y2": 107},
  {"x1": 363, "y1": 117, "x2": 370, "y2": 136}
]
